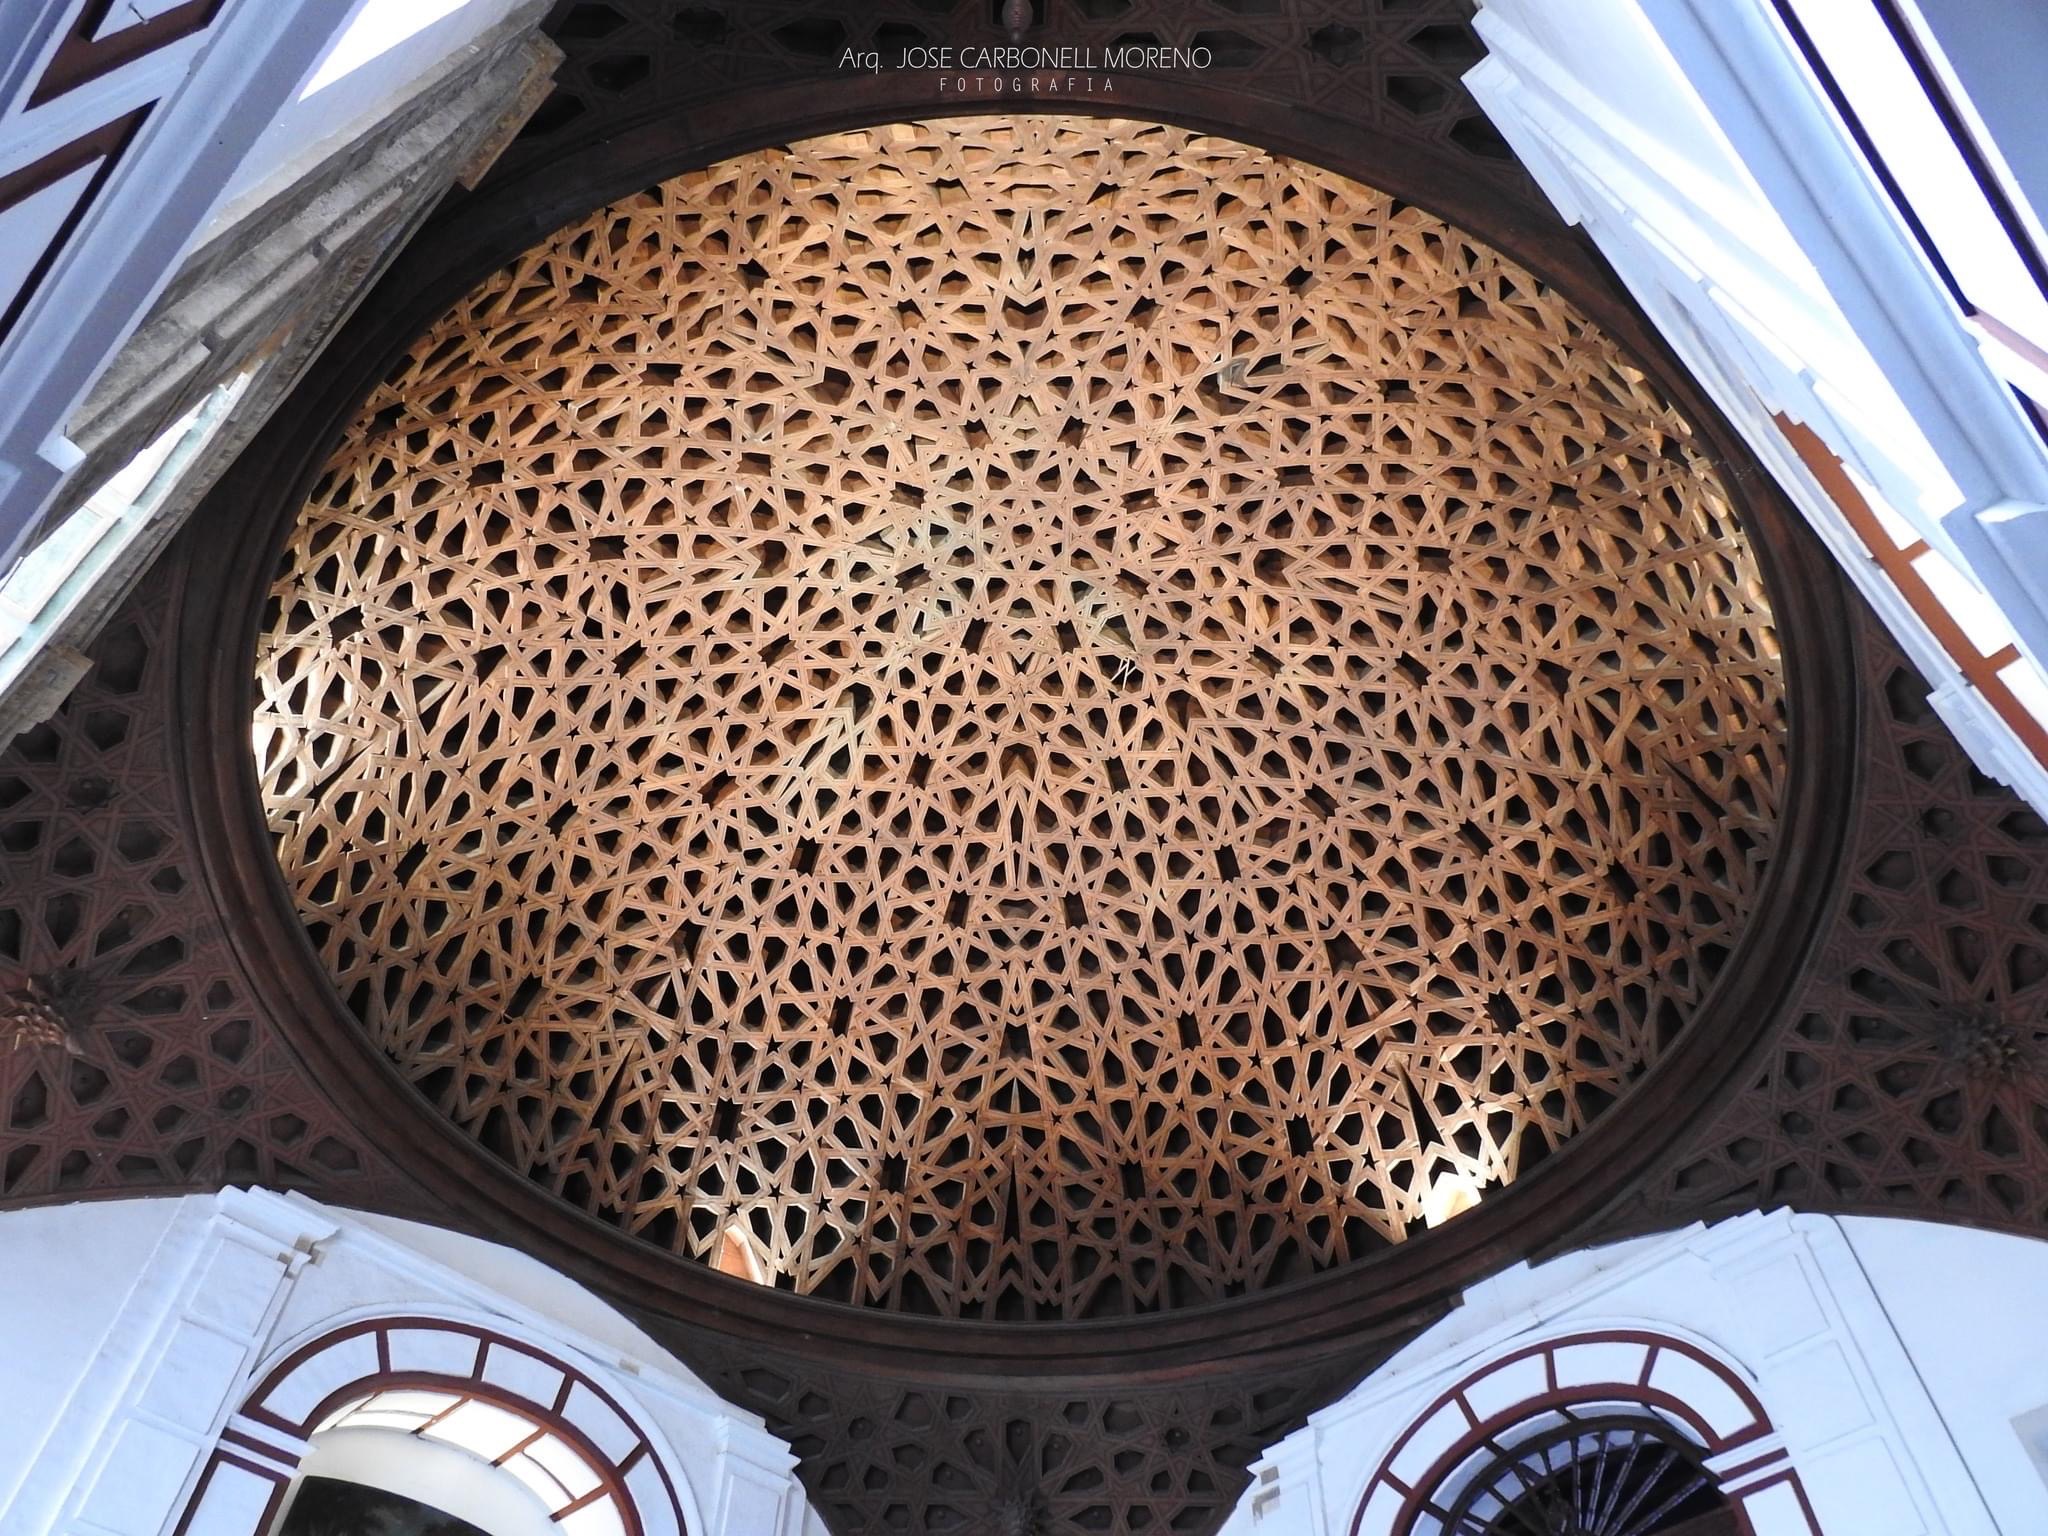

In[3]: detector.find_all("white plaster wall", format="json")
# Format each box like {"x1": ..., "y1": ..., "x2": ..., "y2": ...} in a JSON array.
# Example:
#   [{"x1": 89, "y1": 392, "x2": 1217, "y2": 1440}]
[
  {"x1": 201, "y1": 0, "x2": 543, "y2": 239},
  {"x1": 1843, "y1": 1217, "x2": 2048, "y2": 1535},
  {"x1": 1466, "y1": 0, "x2": 2048, "y2": 814},
  {"x1": 239, "y1": 1199, "x2": 810, "y2": 1536},
  {"x1": 0, "y1": 1196, "x2": 194, "y2": 1517},
  {"x1": 1223, "y1": 1213, "x2": 2048, "y2": 1536},
  {"x1": 0, "y1": 2, "x2": 349, "y2": 569},
  {"x1": 0, "y1": 1191, "x2": 816, "y2": 1536},
  {"x1": 341, "y1": 1209, "x2": 669, "y2": 1371}
]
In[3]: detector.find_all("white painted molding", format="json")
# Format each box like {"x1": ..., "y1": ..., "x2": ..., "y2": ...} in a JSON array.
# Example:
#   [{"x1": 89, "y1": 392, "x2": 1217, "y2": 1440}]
[
  {"x1": 1221, "y1": 1211, "x2": 2036, "y2": 1536},
  {"x1": 0, "y1": 1193, "x2": 817, "y2": 1536},
  {"x1": 0, "y1": 0, "x2": 348, "y2": 571},
  {"x1": 1468, "y1": 0, "x2": 2048, "y2": 813}
]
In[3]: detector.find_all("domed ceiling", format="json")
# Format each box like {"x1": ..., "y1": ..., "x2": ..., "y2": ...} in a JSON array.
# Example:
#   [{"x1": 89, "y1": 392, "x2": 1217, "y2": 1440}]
[{"x1": 251, "y1": 116, "x2": 1786, "y2": 1320}]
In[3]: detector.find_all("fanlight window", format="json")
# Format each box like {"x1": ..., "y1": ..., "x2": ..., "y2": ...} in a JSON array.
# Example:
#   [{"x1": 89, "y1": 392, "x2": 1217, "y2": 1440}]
[
  {"x1": 1435, "y1": 1414, "x2": 1731, "y2": 1536},
  {"x1": 316, "y1": 1388, "x2": 627, "y2": 1536}
]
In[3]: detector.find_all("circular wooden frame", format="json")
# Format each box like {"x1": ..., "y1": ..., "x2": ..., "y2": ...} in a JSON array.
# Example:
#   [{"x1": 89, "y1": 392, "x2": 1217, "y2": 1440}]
[{"x1": 172, "y1": 85, "x2": 1861, "y2": 1379}]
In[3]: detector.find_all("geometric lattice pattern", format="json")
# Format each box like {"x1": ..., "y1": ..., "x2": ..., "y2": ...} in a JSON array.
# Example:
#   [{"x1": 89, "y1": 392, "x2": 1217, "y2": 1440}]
[
  {"x1": 0, "y1": 7, "x2": 2034, "y2": 1528},
  {"x1": 254, "y1": 117, "x2": 1786, "y2": 1319},
  {"x1": 1619, "y1": 634, "x2": 2048, "y2": 1237},
  {"x1": 0, "y1": 590, "x2": 403, "y2": 1209},
  {"x1": 658, "y1": 1317, "x2": 1368, "y2": 1536}
]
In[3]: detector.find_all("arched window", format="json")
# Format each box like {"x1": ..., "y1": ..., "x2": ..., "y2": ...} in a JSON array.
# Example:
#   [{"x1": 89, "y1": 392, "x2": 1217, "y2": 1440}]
[
  {"x1": 177, "y1": 1319, "x2": 686, "y2": 1536},
  {"x1": 296, "y1": 1386, "x2": 629, "y2": 1536},
  {"x1": 1349, "y1": 1331, "x2": 1818, "y2": 1536}
]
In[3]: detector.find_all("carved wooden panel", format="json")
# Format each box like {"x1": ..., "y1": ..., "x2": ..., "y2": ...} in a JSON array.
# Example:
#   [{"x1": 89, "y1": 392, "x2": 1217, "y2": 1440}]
[
  {"x1": 0, "y1": 574, "x2": 413, "y2": 1209},
  {"x1": 252, "y1": 116, "x2": 1787, "y2": 1319},
  {"x1": 0, "y1": 19, "x2": 2037, "y2": 1522},
  {"x1": 1604, "y1": 629, "x2": 2048, "y2": 1238},
  {"x1": 650, "y1": 1314, "x2": 1372, "y2": 1536},
  {"x1": 519, "y1": 0, "x2": 1514, "y2": 182}
]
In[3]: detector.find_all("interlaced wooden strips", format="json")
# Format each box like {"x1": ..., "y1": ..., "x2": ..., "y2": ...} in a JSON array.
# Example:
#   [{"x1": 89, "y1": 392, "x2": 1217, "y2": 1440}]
[
  {"x1": 251, "y1": 117, "x2": 1787, "y2": 1319},
  {"x1": 0, "y1": 591, "x2": 399, "y2": 1206}
]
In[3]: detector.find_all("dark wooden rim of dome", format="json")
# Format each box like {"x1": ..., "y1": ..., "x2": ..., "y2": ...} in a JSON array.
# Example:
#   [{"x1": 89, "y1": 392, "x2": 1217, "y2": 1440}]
[{"x1": 172, "y1": 82, "x2": 1861, "y2": 1380}]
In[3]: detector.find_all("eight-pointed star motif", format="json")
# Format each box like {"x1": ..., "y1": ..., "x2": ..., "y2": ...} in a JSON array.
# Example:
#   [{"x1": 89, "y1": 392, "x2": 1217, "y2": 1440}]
[{"x1": 255, "y1": 117, "x2": 1786, "y2": 1319}]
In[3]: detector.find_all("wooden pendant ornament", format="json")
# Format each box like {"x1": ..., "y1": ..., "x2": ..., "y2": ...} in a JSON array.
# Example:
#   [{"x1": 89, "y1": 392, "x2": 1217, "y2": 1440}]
[{"x1": 252, "y1": 117, "x2": 1787, "y2": 1319}]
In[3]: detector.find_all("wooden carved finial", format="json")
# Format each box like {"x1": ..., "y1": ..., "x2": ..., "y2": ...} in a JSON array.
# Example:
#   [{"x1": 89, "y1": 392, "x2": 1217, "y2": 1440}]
[
  {"x1": 990, "y1": 1481, "x2": 1048, "y2": 1536},
  {"x1": 2, "y1": 968, "x2": 94, "y2": 1055},
  {"x1": 1932, "y1": 1005, "x2": 2029, "y2": 1083}
]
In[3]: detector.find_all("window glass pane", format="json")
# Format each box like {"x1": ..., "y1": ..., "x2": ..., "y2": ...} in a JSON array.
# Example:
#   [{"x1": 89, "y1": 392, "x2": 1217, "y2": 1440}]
[
  {"x1": 501, "y1": 1451, "x2": 573, "y2": 1512},
  {"x1": 422, "y1": 1398, "x2": 536, "y2": 1462},
  {"x1": 370, "y1": 1388, "x2": 464, "y2": 1420},
  {"x1": 335, "y1": 1408, "x2": 438, "y2": 1433},
  {"x1": 559, "y1": 1496, "x2": 628, "y2": 1536},
  {"x1": 525, "y1": 1434, "x2": 604, "y2": 1499},
  {"x1": 314, "y1": 1395, "x2": 371, "y2": 1432}
]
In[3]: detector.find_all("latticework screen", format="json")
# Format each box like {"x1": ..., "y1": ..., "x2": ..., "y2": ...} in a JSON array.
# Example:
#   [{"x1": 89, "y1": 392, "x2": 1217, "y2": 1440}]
[{"x1": 253, "y1": 117, "x2": 1785, "y2": 1318}]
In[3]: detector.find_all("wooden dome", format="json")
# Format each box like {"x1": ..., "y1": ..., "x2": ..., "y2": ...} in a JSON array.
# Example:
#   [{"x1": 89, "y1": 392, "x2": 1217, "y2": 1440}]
[{"x1": 252, "y1": 117, "x2": 1785, "y2": 1319}]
